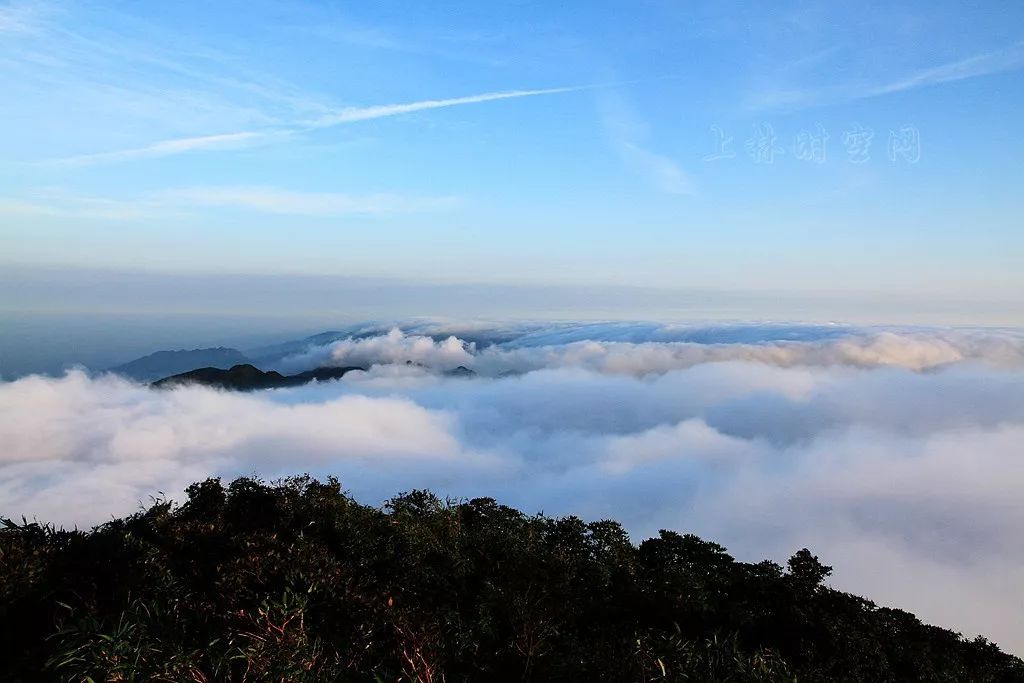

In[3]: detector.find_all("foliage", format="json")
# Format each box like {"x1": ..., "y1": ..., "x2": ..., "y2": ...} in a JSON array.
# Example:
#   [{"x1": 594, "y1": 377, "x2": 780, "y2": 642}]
[{"x1": 2, "y1": 475, "x2": 1021, "y2": 682}]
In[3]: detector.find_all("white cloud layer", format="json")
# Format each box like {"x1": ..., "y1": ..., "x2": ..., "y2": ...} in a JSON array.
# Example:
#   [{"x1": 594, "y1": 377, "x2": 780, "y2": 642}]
[
  {"x1": 2, "y1": 323, "x2": 1024, "y2": 653},
  {"x1": 272, "y1": 325, "x2": 1024, "y2": 375}
]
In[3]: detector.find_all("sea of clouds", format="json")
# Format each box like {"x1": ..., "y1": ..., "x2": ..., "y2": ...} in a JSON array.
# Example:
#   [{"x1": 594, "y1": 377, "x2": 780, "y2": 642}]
[{"x1": 2, "y1": 321, "x2": 1024, "y2": 652}]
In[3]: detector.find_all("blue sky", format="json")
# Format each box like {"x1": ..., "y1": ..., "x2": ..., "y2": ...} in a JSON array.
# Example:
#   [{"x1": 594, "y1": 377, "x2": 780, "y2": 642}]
[{"x1": 1, "y1": 0, "x2": 1023, "y2": 320}]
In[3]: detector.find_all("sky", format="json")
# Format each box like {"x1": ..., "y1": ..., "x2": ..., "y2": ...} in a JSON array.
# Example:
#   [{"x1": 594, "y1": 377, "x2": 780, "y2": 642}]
[{"x1": 1, "y1": 0, "x2": 1023, "y2": 321}]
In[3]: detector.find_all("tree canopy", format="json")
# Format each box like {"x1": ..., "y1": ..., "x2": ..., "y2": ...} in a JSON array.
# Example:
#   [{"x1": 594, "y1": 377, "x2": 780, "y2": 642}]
[{"x1": 2, "y1": 475, "x2": 1021, "y2": 682}]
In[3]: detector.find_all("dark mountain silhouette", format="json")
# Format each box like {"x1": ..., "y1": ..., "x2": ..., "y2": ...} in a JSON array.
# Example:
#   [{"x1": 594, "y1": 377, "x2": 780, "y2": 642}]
[
  {"x1": 109, "y1": 347, "x2": 250, "y2": 381},
  {"x1": 152, "y1": 364, "x2": 362, "y2": 390}
]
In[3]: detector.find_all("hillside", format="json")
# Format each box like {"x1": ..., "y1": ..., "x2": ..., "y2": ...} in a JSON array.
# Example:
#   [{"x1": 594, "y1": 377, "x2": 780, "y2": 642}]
[{"x1": 2, "y1": 475, "x2": 1021, "y2": 682}]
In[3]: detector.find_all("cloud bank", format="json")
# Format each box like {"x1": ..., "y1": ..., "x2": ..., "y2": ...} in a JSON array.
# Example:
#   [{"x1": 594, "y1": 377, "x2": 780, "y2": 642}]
[
  {"x1": 2, "y1": 322, "x2": 1024, "y2": 653},
  {"x1": 270, "y1": 323, "x2": 1024, "y2": 375}
]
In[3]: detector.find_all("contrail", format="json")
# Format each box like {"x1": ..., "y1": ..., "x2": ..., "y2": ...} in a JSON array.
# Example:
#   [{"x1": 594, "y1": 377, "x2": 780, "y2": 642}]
[
  {"x1": 43, "y1": 83, "x2": 599, "y2": 166},
  {"x1": 308, "y1": 84, "x2": 593, "y2": 128},
  {"x1": 42, "y1": 131, "x2": 284, "y2": 167}
]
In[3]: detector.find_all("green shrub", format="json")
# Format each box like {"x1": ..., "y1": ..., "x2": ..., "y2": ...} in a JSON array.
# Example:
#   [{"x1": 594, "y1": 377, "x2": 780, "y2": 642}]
[{"x1": 2, "y1": 475, "x2": 1021, "y2": 682}]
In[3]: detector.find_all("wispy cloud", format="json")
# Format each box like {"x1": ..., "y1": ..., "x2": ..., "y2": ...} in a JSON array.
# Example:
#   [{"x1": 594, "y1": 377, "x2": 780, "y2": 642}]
[
  {"x1": 0, "y1": 197, "x2": 142, "y2": 222},
  {"x1": 617, "y1": 143, "x2": 693, "y2": 196},
  {"x1": 2, "y1": 5, "x2": 331, "y2": 166},
  {"x1": 600, "y1": 92, "x2": 693, "y2": 196},
  {"x1": 865, "y1": 42, "x2": 1024, "y2": 97},
  {"x1": 0, "y1": 185, "x2": 176, "y2": 220},
  {"x1": 749, "y1": 42, "x2": 1024, "y2": 112},
  {"x1": 295, "y1": 10, "x2": 513, "y2": 67},
  {"x1": 161, "y1": 186, "x2": 460, "y2": 215},
  {"x1": 44, "y1": 131, "x2": 282, "y2": 167},
  {"x1": 45, "y1": 84, "x2": 593, "y2": 167},
  {"x1": 0, "y1": 185, "x2": 459, "y2": 219},
  {"x1": 309, "y1": 85, "x2": 591, "y2": 127},
  {"x1": 0, "y1": 195, "x2": 163, "y2": 221},
  {"x1": 0, "y1": 1, "x2": 44, "y2": 34}
]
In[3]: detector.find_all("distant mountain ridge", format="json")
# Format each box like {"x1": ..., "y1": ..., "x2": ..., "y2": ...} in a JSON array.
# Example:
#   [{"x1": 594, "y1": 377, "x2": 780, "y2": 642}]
[
  {"x1": 152, "y1": 364, "x2": 363, "y2": 391},
  {"x1": 109, "y1": 347, "x2": 250, "y2": 381}
]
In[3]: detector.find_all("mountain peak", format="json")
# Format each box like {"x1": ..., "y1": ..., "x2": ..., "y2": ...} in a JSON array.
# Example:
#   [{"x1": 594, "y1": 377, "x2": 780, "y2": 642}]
[
  {"x1": 109, "y1": 347, "x2": 250, "y2": 381},
  {"x1": 152, "y1": 363, "x2": 362, "y2": 391}
]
